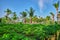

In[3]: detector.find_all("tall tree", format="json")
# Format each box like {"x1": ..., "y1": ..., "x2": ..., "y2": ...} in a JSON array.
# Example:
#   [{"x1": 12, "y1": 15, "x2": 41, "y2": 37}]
[
  {"x1": 20, "y1": 11, "x2": 27, "y2": 23},
  {"x1": 12, "y1": 12, "x2": 18, "y2": 23},
  {"x1": 50, "y1": 12, "x2": 54, "y2": 21},
  {"x1": 26, "y1": 7, "x2": 35, "y2": 23},
  {"x1": 5, "y1": 9, "x2": 12, "y2": 20},
  {"x1": 53, "y1": 2, "x2": 59, "y2": 40},
  {"x1": 12, "y1": 12, "x2": 17, "y2": 20},
  {"x1": 53, "y1": 1, "x2": 59, "y2": 15}
]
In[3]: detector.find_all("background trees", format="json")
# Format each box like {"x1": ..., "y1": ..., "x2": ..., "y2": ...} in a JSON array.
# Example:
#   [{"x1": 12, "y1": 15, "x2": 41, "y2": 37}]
[
  {"x1": 5, "y1": 9, "x2": 12, "y2": 20},
  {"x1": 20, "y1": 11, "x2": 27, "y2": 23},
  {"x1": 50, "y1": 12, "x2": 54, "y2": 21},
  {"x1": 12, "y1": 12, "x2": 18, "y2": 23},
  {"x1": 0, "y1": 1, "x2": 59, "y2": 24},
  {"x1": 53, "y1": 1, "x2": 59, "y2": 21},
  {"x1": 32, "y1": 15, "x2": 38, "y2": 23},
  {"x1": 12, "y1": 12, "x2": 17, "y2": 20},
  {"x1": 4, "y1": 9, "x2": 12, "y2": 23},
  {"x1": 26, "y1": 7, "x2": 35, "y2": 23},
  {"x1": 0, "y1": 1, "x2": 60, "y2": 40}
]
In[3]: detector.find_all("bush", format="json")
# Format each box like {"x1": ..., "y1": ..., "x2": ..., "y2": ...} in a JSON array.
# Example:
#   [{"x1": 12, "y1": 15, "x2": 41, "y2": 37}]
[{"x1": 0, "y1": 23, "x2": 60, "y2": 40}]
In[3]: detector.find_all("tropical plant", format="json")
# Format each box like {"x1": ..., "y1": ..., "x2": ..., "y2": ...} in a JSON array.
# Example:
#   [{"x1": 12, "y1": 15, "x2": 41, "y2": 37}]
[
  {"x1": 50, "y1": 12, "x2": 54, "y2": 21},
  {"x1": 26, "y1": 18, "x2": 30, "y2": 23},
  {"x1": 32, "y1": 15, "x2": 38, "y2": 23},
  {"x1": 20, "y1": 11, "x2": 27, "y2": 23},
  {"x1": 12, "y1": 12, "x2": 17, "y2": 20},
  {"x1": 0, "y1": 23, "x2": 60, "y2": 40},
  {"x1": 26, "y1": 7, "x2": 35, "y2": 23},
  {"x1": 38, "y1": 17, "x2": 44, "y2": 24},
  {"x1": 45, "y1": 16, "x2": 51, "y2": 24},
  {"x1": 53, "y1": 1, "x2": 60, "y2": 40},
  {"x1": 5, "y1": 9, "x2": 12, "y2": 20},
  {"x1": 46, "y1": 16, "x2": 51, "y2": 20},
  {"x1": 12, "y1": 12, "x2": 18, "y2": 23},
  {"x1": 53, "y1": 1, "x2": 59, "y2": 14}
]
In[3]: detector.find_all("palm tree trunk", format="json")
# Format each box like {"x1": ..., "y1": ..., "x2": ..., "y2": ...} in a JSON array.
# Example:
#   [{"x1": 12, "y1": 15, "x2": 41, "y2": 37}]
[
  {"x1": 57, "y1": 9, "x2": 58, "y2": 14},
  {"x1": 30, "y1": 17, "x2": 32, "y2": 23},
  {"x1": 52, "y1": 16, "x2": 54, "y2": 21},
  {"x1": 24, "y1": 17, "x2": 26, "y2": 24},
  {"x1": 5, "y1": 15, "x2": 8, "y2": 20},
  {"x1": 56, "y1": 8, "x2": 58, "y2": 21}
]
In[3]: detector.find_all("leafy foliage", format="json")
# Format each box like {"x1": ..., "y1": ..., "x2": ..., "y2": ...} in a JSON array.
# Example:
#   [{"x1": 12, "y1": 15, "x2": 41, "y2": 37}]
[
  {"x1": 12, "y1": 12, "x2": 17, "y2": 20},
  {"x1": 0, "y1": 23, "x2": 60, "y2": 40}
]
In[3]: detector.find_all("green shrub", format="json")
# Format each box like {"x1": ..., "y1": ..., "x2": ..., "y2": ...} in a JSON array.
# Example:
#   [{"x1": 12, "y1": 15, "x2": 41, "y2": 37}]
[{"x1": 0, "y1": 23, "x2": 60, "y2": 40}]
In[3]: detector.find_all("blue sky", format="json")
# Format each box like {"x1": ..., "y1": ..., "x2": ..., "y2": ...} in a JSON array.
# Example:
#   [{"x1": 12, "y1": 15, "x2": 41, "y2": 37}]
[{"x1": 0, "y1": 0, "x2": 60, "y2": 19}]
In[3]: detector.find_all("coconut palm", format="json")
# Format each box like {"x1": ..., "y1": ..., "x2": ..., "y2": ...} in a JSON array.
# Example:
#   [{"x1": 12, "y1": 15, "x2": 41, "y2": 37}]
[
  {"x1": 12, "y1": 12, "x2": 17, "y2": 20},
  {"x1": 5, "y1": 9, "x2": 12, "y2": 20},
  {"x1": 12, "y1": 12, "x2": 18, "y2": 23},
  {"x1": 50, "y1": 12, "x2": 54, "y2": 21},
  {"x1": 20, "y1": 11, "x2": 27, "y2": 23},
  {"x1": 53, "y1": 1, "x2": 59, "y2": 40},
  {"x1": 53, "y1": 1, "x2": 59, "y2": 14},
  {"x1": 26, "y1": 7, "x2": 35, "y2": 23}
]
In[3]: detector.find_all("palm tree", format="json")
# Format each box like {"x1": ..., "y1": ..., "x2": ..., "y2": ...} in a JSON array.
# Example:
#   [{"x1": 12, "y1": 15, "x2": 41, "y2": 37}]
[
  {"x1": 53, "y1": 1, "x2": 59, "y2": 40},
  {"x1": 12, "y1": 12, "x2": 18, "y2": 23},
  {"x1": 20, "y1": 11, "x2": 27, "y2": 23},
  {"x1": 5, "y1": 9, "x2": 12, "y2": 20},
  {"x1": 12, "y1": 12, "x2": 17, "y2": 20},
  {"x1": 50, "y1": 12, "x2": 54, "y2": 21},
  {"x1": 26, "y1": 7, "x2": 35, "y2": 23},
  {"x1": 57, "y1": 11, "x2": 60, "y2": 40},
  {"x1": 53, "y1": 1, "x2": 59, "y2": 15}
]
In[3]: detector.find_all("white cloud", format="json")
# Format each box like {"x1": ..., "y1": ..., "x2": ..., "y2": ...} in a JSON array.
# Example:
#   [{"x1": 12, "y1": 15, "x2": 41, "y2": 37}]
[
  {"x1": 38, "y1": 0, "x2": 53, "y2": 9},
  {"x1": 38, "y1": 0, "x2": 44, "y2": 10},
  {"x1": 38, "y1": 0, "x2": 53, "y2": 13}
]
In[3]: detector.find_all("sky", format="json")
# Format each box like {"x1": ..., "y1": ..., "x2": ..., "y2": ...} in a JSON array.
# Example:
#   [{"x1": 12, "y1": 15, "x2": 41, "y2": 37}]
[{"x1": 0, "y1": 0, "x2": 60, "y2": 19}]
